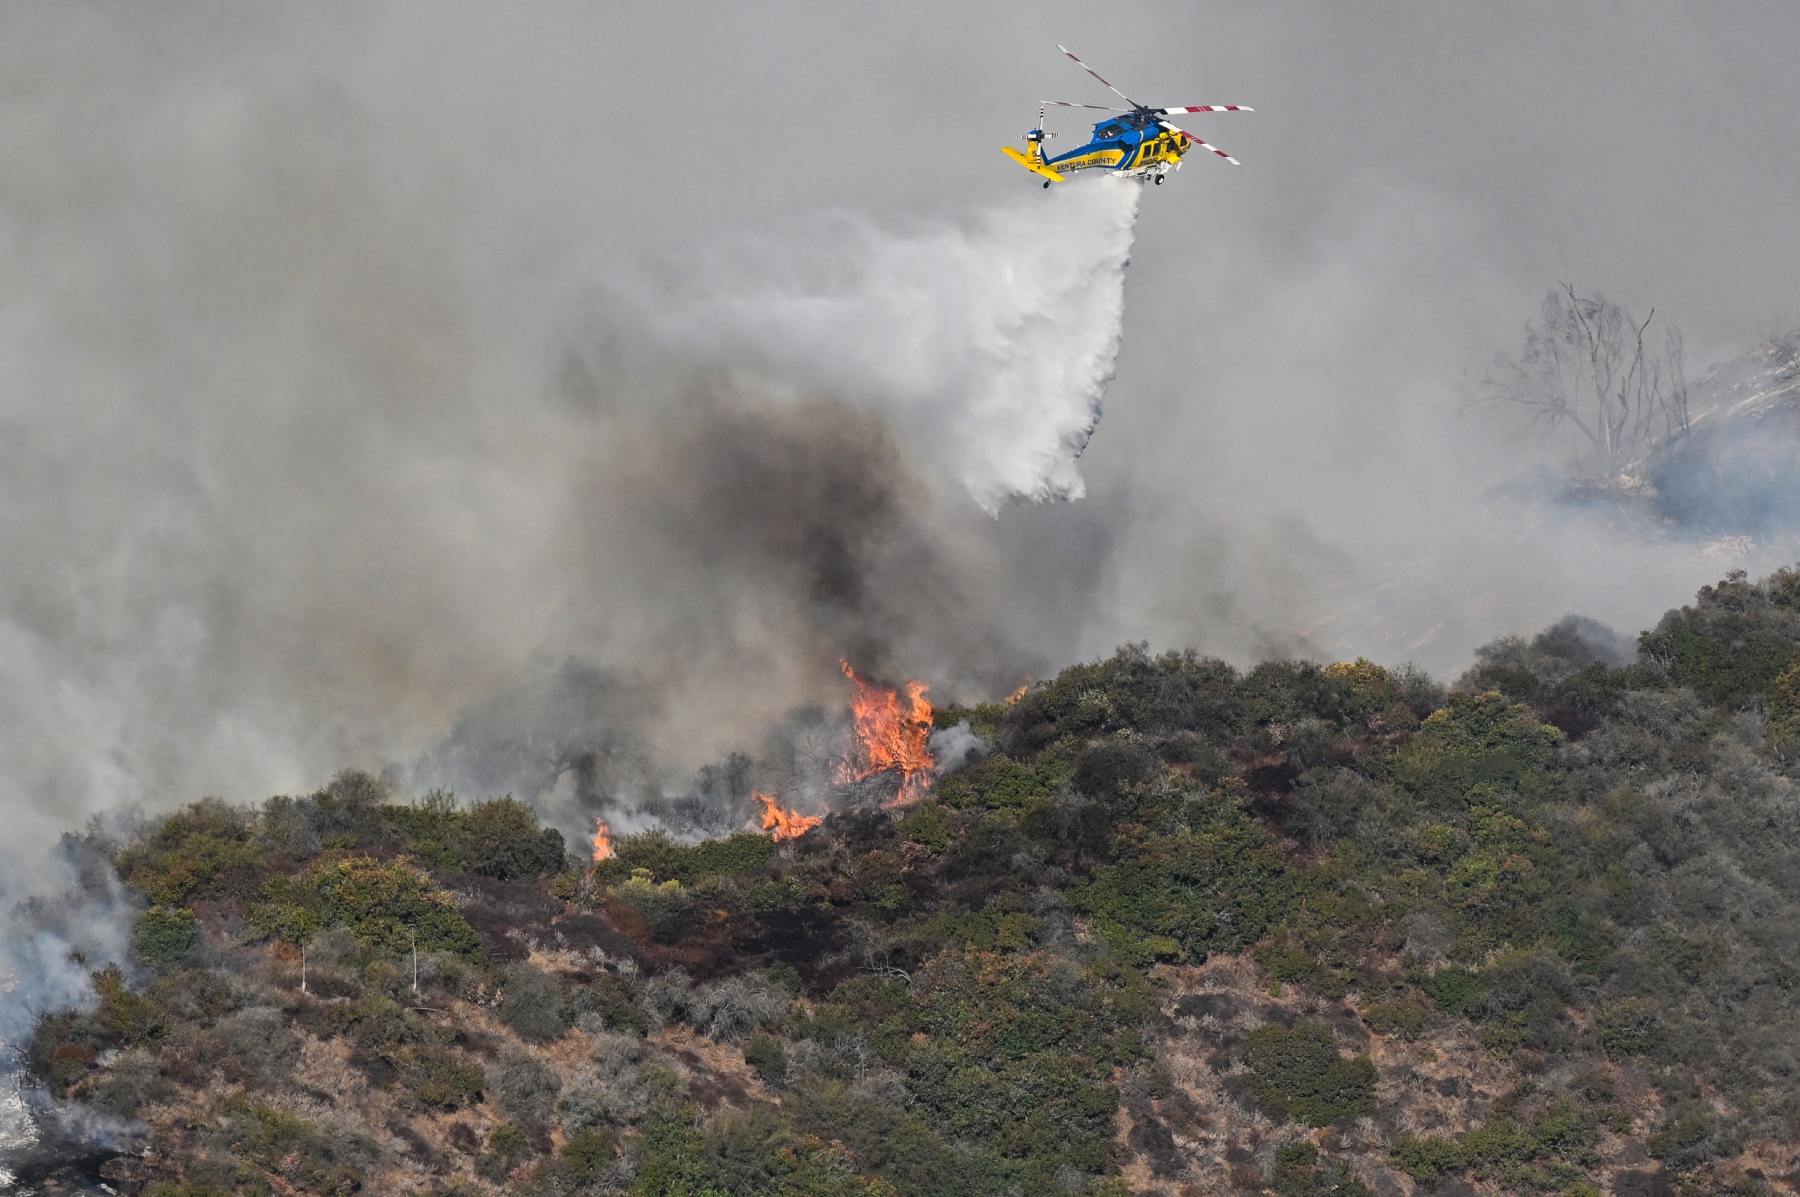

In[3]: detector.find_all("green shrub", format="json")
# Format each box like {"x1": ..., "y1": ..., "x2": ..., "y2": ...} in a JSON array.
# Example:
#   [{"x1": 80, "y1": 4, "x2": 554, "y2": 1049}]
[
  {"x1": 489, "y1": 1050, "x2": 561, "y2": 1130},
  {"x1": 1390, "y1": 1132, "x2": 1463, "y2": 1181},
  {"x1": 456, "y1": 797, "x2": 566, "y2": 878},
  {"x1": 1648, "y1": 1114, "x2": 1739, "y2": 1168},
  {"x1": 129, "y1": 906, "x2": 204, "y2": 969},
  {"x1": 1242, "y1": 1019, "x2": 1377, "y2": 1127},
  {"x1": 223, "y1": 1100, "x2": 371, "y2": 1193},
  {"x1": 251, "y1": 855, "x2": 482, "y2": 956},
  {"x1": 894, "y1": 801, "x2": 951, "y2": 852},
  {"x1": 1258, "y1": 942, "x2": 1318, "y2": 984},
  {"x1": 1072, "y1": 815, "x2": 1294, "y2": 965},
  {"x1": 478, "y1": 1122, "x2": 536, "y2": 1182},
  {"x1": 1640, "y1": 569, "x2": 1800, "y2": 706},
  {"x1": 499, "y1": 962, "x2": 569, "y2": 1043},
  {"x1": 394, "y1": 1045, "x2": 484, "y2": 1111},
  {"x1": 560, "y1": 1126, "x2": 619, "y2": 1183},
  {"x1": 933, "y1": 753, "x2": 1052, "y2": 810},
  {"x1": 113, "y1": 799, "x2": 266, "y2": 906},
  {"x1": 1598, "y1": 997, "x2": 1659, "y2": 1057},
  {"x1": 1390, "y1": 1100, "x2": 1598, "y2": 1186},
  {"x1": 596, "y1": 829, "x2": 778, "y2": 887},
  {"x1": 570, "y1": 973, "x2": 650, "y2": 1036},
  {"x1": 1423, "y1": 966, "x2": 1485, "y2": 1016},
  {"x1": 1360, "y1": 999, "x2": 1427, "y2": 1039},
  {"x1": 610, "y1": 869, "x2": 691, "y2": 942},
  {"x1": 743, "y1": 1032, "x2": 789, "y2": 1088},
  {"x1": 1272, "y1": 1137, "x2": 1375, "y2": 1197},
  {"x1": 92, "y1": 964, "x2": 164, "y2": 1045},
  {"x1": 1392, "y1": 691, "x2": 1561, "y2": 807}
]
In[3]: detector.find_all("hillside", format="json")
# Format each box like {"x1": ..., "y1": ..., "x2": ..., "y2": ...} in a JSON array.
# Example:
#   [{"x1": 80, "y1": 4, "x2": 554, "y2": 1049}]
[{"x1": 14, "y1": 566, "x2": 1800, "y2": 1196}]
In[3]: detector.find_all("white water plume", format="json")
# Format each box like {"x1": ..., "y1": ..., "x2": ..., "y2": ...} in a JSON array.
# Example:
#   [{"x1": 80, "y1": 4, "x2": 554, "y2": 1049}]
[{"x1": 598, "y1": 176, "x2": 1144, "y2": 514}]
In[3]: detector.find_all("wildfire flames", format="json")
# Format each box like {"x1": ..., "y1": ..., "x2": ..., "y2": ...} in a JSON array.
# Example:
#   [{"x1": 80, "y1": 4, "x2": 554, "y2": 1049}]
[
  {"x1": 837, "y1": 659, "x2": 935, "y2": 805},
  {"x1": 755, "y1": 791, "x2": 823, "y2": 841},
  {"x1": 592, "y1": 816, "x2": 616, "y2": 863}
]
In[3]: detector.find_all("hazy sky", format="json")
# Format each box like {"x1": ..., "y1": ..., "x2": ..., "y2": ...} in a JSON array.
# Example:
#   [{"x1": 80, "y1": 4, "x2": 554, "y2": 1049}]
[{"x1": 1, "y1": 0, "x2": 1798, "y2": 848}]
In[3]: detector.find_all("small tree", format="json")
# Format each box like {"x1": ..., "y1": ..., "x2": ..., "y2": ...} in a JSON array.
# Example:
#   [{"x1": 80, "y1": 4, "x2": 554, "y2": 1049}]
[{"x1": 1482, "y1": 283, "x2": 1690, "y2": 484}]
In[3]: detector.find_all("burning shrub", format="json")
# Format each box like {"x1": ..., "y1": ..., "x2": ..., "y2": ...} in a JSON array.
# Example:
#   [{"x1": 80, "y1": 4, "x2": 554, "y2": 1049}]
[
  {"x1": 838, "y1": 661, "x2": 936, "y2": 804},
  {"x1": 498, "y1": 961, "x2": 569, "y2": 1044},
  {"x1": 1241, "y1": 1019, "x2": 1377, "y2": 1127}
]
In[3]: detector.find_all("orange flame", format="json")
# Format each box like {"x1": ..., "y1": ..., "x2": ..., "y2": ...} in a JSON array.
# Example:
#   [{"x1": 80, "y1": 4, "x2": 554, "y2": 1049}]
[
  {"x1": 1004, "y1": 683, "x2": 1029, "y2": 705},
  {"x1": 592, "y1": 816, "x2": 616, "y2": 863},
  {"x1": 755, "y1": 792, "x2": 823, "y2": 841},
  {"x1": 837, "y1": 660, "x2": 935, "y2": 805}
]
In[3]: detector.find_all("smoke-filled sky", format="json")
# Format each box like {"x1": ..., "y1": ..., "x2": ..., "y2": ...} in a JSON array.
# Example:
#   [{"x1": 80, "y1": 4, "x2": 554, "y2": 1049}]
[{"x1": 2, "y1": 0, "x2": 1800, "y2": 857}]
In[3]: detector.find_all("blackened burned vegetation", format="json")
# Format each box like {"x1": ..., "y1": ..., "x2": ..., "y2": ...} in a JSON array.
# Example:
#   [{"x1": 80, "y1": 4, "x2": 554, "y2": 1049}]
[{"x1": 21, "y1": 567, "x2": 1800, "y2": 1195}]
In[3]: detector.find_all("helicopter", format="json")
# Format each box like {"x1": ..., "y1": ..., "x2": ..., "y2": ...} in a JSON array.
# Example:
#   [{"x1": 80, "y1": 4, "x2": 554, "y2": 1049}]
[{"x1": 1003, "y1": 45, "x2": 1251, "y2": 187}]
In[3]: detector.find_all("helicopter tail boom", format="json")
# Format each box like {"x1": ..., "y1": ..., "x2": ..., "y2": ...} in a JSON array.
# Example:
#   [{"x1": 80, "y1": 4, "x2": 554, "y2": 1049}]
[{"x1": 1001, "y1": 145, "x2": 1066, "y2": 183}]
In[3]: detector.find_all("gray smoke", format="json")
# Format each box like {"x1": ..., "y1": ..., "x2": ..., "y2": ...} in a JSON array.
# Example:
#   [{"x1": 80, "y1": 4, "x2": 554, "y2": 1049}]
[{"x1": 6, "y1": 4, "x2": 1800, "y2": 1136}]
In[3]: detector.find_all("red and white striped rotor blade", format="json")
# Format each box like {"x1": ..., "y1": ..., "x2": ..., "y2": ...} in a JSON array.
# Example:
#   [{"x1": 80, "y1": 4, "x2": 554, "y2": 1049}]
[
  {"x1": 1161, "y1": 105, "x2": 1253, "y2": 114},
  {"x1": 1056, "y1": 45, "x2": 1138, "y2": 106},
  {"x1": 1044, "y1": 101, "x2": 1125, "y2": 111},
  {"x1": 1160, "y1": 120, "x2": 1239, "y2": 164}
]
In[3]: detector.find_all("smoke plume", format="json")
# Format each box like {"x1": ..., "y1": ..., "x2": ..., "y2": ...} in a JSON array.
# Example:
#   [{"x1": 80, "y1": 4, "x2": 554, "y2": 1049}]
[
  {"x1": 9, "y1": 3, "x2": 1800, "y2": 1157},
  {"x1": 585, "y1": 177, "x2": 1143, "y2": 513}
]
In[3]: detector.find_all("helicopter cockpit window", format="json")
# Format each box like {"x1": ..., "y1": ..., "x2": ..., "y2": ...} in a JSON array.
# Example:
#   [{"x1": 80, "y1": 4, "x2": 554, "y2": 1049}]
[{"x1": 1098, "y1": 125, "x2": 1120, "y2": 139}]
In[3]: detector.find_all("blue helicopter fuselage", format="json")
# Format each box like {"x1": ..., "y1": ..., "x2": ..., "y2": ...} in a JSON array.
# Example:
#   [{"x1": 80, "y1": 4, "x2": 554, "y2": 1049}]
[{"x1": 1043, "y1": 109, "x2": 1184, "y2": 177}]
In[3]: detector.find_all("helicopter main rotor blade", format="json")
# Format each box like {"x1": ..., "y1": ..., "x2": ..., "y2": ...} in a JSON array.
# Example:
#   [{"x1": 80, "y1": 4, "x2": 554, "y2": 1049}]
[
  {"x1": 1056, "y1": 45, "x2": 1138, "y2": 106},
  {"x1": 1160, "y1": 120, "x2": 1239, "y2": 164},
  {"x1": 1161, "y1": 105, "x2": 1253, "y2": 114},
  {"x1": 1044, "y1": 101, "x2": 1125, "y2": 111}
]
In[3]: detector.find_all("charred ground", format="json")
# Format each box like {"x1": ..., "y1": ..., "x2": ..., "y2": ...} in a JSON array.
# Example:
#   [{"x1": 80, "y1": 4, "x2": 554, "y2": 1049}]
[{"x1": 16, "y1": 566, "x2": 1800, "y2": 1196}]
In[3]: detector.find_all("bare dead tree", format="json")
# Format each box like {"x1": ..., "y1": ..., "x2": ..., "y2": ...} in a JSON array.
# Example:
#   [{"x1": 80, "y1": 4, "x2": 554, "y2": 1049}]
[{"x1": 1482, "y1": 284, "x2": 1690, "y2": 485}]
